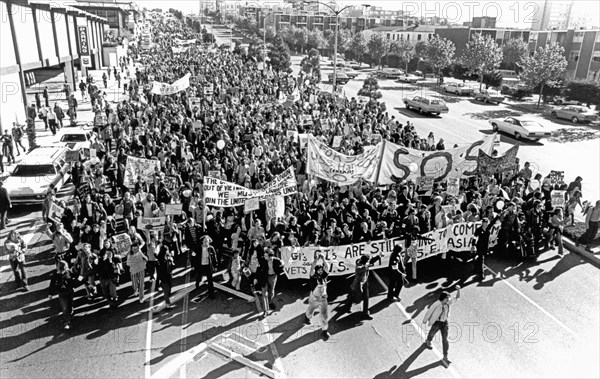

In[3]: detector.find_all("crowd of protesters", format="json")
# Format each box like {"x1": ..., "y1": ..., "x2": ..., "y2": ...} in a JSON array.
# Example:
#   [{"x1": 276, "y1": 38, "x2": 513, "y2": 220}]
[{"x1": 2, "y1": 14, "x2": 598, "y2": 335}]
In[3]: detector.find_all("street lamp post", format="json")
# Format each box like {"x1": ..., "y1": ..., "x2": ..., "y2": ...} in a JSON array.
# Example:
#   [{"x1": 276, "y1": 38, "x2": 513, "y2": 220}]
[{"x1": 303, "y1": 1, "x2": 369, "y2": 95}]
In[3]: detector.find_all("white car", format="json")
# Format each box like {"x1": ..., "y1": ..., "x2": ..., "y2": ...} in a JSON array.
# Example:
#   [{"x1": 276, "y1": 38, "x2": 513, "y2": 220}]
[
  {"x1": 488, "y1": 117, "x2": 552, "y2": 141},
  {"x1": 473, "y1": 89, "x2": 505, "y2": 104},
  {"x1": 3, "y1": 146, "x2": 71, "y2": 204},
  {"x1": 397, "y1": 74, "x2": 421, "y2": 83},
  {"x1": 59, "y1": 130, "x2": 97, "y2": 150},
  {"x1": 445, "y1": 83, "x2": 474, "y2": 95}
]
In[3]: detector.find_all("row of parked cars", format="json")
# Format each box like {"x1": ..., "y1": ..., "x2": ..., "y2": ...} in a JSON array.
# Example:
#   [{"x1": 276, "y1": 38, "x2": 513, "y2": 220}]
[{"x1": 3, "y1": 128, "x2": 96, "y2": 205}]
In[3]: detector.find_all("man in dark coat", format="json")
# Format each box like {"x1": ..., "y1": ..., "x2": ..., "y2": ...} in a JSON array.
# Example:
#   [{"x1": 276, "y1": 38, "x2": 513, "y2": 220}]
[
  {"x1": 387, "y1": 245, "x2": 407, "y2": 302},
  {"x1": 0, "y1": 181, "x2": 12, "y2": 229}
]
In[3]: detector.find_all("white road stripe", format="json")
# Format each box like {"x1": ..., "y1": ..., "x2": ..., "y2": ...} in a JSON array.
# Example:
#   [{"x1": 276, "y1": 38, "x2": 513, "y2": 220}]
[
  {"x1": 372, "y1": 272, "x2": 462, "y2": 379},
  {"x1": 179, "y1": 255, "x2": 192, "y2": 379},
  {"x1": 144, "y1": 280, "x2": 157, "y2": 379},
  {"x1": 483, "y1": 264, "x2": 582, "y2": 342}
]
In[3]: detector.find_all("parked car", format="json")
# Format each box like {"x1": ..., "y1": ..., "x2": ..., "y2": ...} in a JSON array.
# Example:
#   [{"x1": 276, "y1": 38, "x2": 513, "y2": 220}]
[
  {"x1": 329, "y1": 60, "x2": 347, "y2": 67},
  {"x1": 500, "y1": 84, "x2": 532, "y2": 99},
  {"x1": 403, "y1": 96, "x2": 449, "y2": 116},
  {"x1": 376, "y1": 68, "x2": 404, "y2": 79},
  {"x1": 397, "y1": 74, "x2": 421, "y2": 83},
  {"x1": 340, "y1": 68, "x2": 360, "y2": 79},
  {"x1": 328, "y1": 72, "x2": 350, "y2": 84},
  {"x1": 445, "y1": 83, "x2": 474, "y2": 95},
  {"x1": 3, "y1": 146, "x2": 71, "y2": 204},
  {"x1": 347, "y1": 60, "x2": 362, "y2": 69},
  {"x1": 473, "y1": 89, "x2": 505, "y2": 104},
  {"x1": 59, "y1": 129, "x2": 97, "y2": 150},
  {"x1": 549, "y1": 105, "x2": 598, "y2": 124},
  {"x1": 546, "y1": 96, "x2": 582, "y2": 106},
  {"x1": 488, "y1": 117, "x2": 551, "y2": 141}
]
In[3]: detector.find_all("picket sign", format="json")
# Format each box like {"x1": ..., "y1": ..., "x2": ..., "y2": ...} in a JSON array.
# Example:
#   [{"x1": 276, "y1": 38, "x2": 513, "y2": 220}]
[{"x1": 244, "y1": 198, "x2": 259, "y2": 213}]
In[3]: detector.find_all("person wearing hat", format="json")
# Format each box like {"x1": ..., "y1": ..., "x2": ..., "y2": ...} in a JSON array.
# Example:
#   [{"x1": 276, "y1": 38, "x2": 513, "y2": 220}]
[
  {"x1": 423, "y1": 285, "x2": 461, "y2": 365},
  {"x1": 343, "y1": 252, "x2": 382, "y2": 320},
  {"x1": 387, "y1": 245, "x2": 407, "y2": 302},
  {"x1": 304, "y1": 253, "x2": 330, "y2": 340}
]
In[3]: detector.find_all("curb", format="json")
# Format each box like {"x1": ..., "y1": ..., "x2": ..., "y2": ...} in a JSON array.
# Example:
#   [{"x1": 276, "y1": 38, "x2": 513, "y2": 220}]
[{"x1": 562, "y1": 236, "x2": 600, "y2": 267}]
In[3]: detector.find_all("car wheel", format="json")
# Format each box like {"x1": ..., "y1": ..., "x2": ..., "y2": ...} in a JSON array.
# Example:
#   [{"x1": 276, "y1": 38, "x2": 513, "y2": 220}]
[
  {"x1": 491, "y1": 123, "x2": 498, "y2": 132},
  {"x1": 418, "y1": 108, "x2": 424, "y2": 114},
  {"x1": 405, "y1": 103, "x2": 410, "y2": 109},
  {"x1": 572, "y1": 116, "x2": 579, "y2": 124},
  {"x1": 556, "y1": 100, "x2": 562, "y2": 105},
  {"x1": 551, "y1": 112, "x2": 558, "y2": 119},
  {"x1": 484, "y1": 98, "x2": 489, "y2": 103},
  {"x1": 514, "y1": 132, "x2": 522, "y2": 140}
]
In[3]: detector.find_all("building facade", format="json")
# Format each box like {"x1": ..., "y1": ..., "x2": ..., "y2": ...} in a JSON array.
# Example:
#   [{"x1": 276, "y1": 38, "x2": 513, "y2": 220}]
[{"x1": 0, "y1": 0, "x2": 107, "y2": 131}]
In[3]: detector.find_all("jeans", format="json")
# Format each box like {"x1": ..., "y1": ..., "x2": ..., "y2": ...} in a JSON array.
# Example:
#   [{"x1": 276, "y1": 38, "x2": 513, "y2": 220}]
[
  {"x1": 131, "y1": 271, "x2": 145, "y2": 301},
  {"x1": 196, "y1": 265, "x2": 214, "y2": 296},
  {"x1": 345, "y1": 281, "x2": 370, "y2": 314},
  {"x1": 10, "y1": 258, "x2": 27, "y2": 286},
  {"x1": 162, "y1": 280, "x2": 172, "y2": 305},
  {"x1": 426, "y1": 321, "x2": 449, "y2": 356},
  {"x1": 262, "y1": 274, "x2": 278, "y2": 310},
  {"x1": 100, "y1": 278, "x2": 118, "y2": 305},
  {"x1": 387, "y1": 270, "x2": 404, "y2": 299},
  {"x1": 58, "y1": 293, "x2": 73, "y2": 325}
]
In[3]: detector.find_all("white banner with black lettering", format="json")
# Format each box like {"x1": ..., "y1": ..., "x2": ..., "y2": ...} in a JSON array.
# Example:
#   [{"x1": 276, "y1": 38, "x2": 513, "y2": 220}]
[
  {"x1": 306, "y1": 133, "x2": 383, "y2": 185},
  {"x1": 124, "y1": 156, "x2": 161, "y2": 188},
  {"x1": 151, "y1": 73, "x2": 191, "y2": 95},
  {"x1": 203, "y1": 167, "x2": 297, "y2": 207}
]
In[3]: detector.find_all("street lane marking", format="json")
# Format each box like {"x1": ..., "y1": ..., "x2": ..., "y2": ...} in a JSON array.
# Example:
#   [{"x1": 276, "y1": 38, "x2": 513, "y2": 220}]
[
  {"x1": 150, "y1": 338, "x2": 215, "y2": 379},
  {"x1": 179, "y1": 254, "x2": 193, "y2": 379},
  {"x1": 484, "y1": 264, "x2": 583, "y2": 342},
  {"x1": 373, "y1": 272, "x2": 462, "y2": 379},
  {"x1": 144, "y1": 279, "x2": 156, "y2": 379}
]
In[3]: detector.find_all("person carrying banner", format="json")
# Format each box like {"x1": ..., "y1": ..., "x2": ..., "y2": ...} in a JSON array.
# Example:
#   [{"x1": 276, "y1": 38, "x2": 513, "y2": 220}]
[
  {"x1": 423, "y1": 285, "x2": 461, "y2": 366},
  {"x1": 304, "y1": 254, "x2": 330, "y2": 340},
  {"x1": 343, "y1": 253, "x2": 382, "y2": 320},
  {"x1": 386, "y1": 243, "x2": 408, "y2": 300}
]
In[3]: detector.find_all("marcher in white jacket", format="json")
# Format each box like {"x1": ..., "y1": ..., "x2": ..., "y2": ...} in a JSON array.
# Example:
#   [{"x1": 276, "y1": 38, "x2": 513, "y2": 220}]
[{"x1": 422, "y1": 285, "x2": 461, "y2": 365}]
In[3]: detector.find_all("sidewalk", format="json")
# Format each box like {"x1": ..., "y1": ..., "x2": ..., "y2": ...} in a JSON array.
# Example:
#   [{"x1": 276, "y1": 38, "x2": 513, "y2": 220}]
[{"x1": 563, "y1": 236, "x2": 600, "y2": 266}]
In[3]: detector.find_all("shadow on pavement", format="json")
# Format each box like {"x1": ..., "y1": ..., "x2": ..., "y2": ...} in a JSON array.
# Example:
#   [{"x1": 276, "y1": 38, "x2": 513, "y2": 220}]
[{"x1": 373, "y1": 343, "x2": 444, "y2": 378}]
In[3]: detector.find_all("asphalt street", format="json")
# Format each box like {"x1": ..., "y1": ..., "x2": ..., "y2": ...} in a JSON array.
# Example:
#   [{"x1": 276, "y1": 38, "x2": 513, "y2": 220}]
[{"x1": 0, "y1": 26, "x2": 598, "y2": 379}]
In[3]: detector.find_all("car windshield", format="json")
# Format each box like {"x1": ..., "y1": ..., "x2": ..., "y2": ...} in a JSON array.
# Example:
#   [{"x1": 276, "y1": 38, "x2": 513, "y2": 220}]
[
  {"x1": 12, "y1": 164, "x2": 56, "y2": 176},
  {"x1": 521, "y1": 121, "x2": 542, "y2": 127},
  {"x1": 61, "y1": 134, "x2": 87, "y2": 142},
  {"x1": 576, "y1": 108, "x2": 588, "y2": 113},
  {"x1": 430, "y1": 100, "x2": 444, "y2": 105}
]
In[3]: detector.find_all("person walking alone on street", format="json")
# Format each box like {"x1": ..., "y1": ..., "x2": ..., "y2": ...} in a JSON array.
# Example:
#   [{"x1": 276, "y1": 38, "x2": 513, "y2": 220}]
[
  {"x1": 11, "y1": 123, "x2": 25, "y2": 156},
  {"x1": 47, "y1": 106, "x2": 58, "y2": 135},
  {"x1": 1, "y1": 130, "x2": 15, "y2": 165},
  {"x1": 387, "y1": 245, "x2": 407, "y2": 302},
  {"x1": 54, "y1": 103, "x2": 65, "y2": 129},
  {"x1": 304, "y1": 253, "x2": 330, "y2": 340},
  {"x1": 423, "y1": 285, "x2": 461, "y2": 366},
  {"x1": 4, "y1": 229, "x2": 29, "y2": 290},
  {"x1": 157, "y1": 244, "x2": 176, "y2": 309}
]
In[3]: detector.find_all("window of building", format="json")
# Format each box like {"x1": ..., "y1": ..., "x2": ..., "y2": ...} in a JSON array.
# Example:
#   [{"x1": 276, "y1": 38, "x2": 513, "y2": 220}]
[
  {"x1": 428, "y1": 34, "x2": 433, "y2": 40},
  {"x1": 569, "y1": 50, "x2": 580, "y2": 62},
  {"x1": 417, "y1": 34, "x2": 422, "y2": 41},
  {"x1": 573, "y1": 31, "x2": 584, "y2": 43},
  {"x1": 386, "y1": 33, "x2": 390, "y2": 40},
  {"x1": 592, "y1": 51, "x2": 600, "y2": 63},
  {"x1": 530, "y1": 32, "x2": 538, "y2": 43}
]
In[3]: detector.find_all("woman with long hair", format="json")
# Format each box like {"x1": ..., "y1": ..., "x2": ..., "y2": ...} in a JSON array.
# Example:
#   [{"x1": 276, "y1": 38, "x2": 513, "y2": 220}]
[{"x1": 4, "y1": 229, "x2": 28, "y2": 290}]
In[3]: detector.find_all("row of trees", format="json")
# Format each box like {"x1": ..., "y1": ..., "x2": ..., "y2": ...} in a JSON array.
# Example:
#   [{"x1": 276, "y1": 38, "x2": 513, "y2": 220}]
[{"x1": 227, "y1": 14, "x2": 598, "y2": 108}]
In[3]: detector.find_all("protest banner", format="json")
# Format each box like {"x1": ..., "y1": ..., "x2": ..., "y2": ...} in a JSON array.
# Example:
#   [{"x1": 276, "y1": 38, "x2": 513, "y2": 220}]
[
  {"x1": 113, "y1": 233, "x2": 132, "y2": 255},
  {"x1": 446, "y1": 177, "x2": 460, "y2": 196},
  {"x1": 89, "y1": 148, "x2": 97, "y2": 159},
  {"x1": 137, "y1": 216, "x2": 166, "y2": 240},
  {"x1": 320, "y1": 118, "x2": 330, "y2": 130},
  {"x1": 280, "y1": 220, "x2": 501, "y2": 280},
  {"x1": 286, "y1": 130, "x2": 299, "y2": 140},
  {"x1": 478, "y1": 145, "x2": 520, "y2": 176},
  {"x1": 299, "y1": 115, "x2": 312, "y2": 126},
  {"x1": 165, "y1": 203, "x2": 183, "y2": 216},
  {"x1": 124, "y1": 156, "x2": 161, "y2": 188},
  {"x1": 332, "y1": 136, "x2": 342, "y2": 148},
  {"x1": 76, "y1": 181, "x2": 91, "y2": 200},
  {"x1": 204, "y1": 84, "x2": 214, "y2": 96},
  {"x1": 65, "y1": 150, "x2": 80, "y2": 163},
  {"x1": 306, "y1": 133, "x2": 383, "y2": 186},
  {"x1": 172, "y1": 46, "x2": 189, "y2": 54},
  {"x1": 265, "y1": 196, "x2": 285, "y2": 221},
  {"x1": 298, "y1": 133, "x2": 308, "y2": 149},
  {"x1": 203, "y1": 167, "x2": 297, "y2": 207},
  {"x1": 418, "y1": 176, "x2": 435, "y2": 192},
  {"x1": 376, "y1": 134, "x2": 496, "y2": 184},
  {"x1": 281, "y1": 238, "x2": 399, "y2": 279},
  {"x1": 551, "y1": 190, "x2": 566, "y2": 208},
  {"x1": 208, "y1": 170, "x2": 220, "y2": 178},
  {"x1": 49, "y1": 202, "x2": 65, "y2": 224},
  {"x1": 244, "y1": 198, "x2": 259, "y2": 213},
  {"x1": 549, "y1": 170, "x2": 565, "y2": 186},
  {"x1": 151, "y1": 73, "x2": 191, "y2": 95}
]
